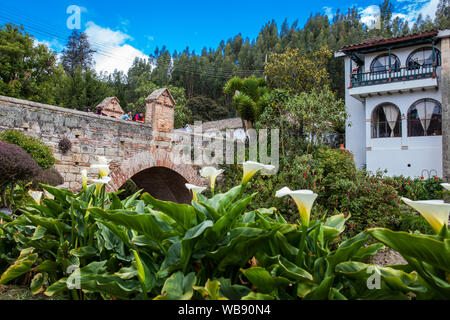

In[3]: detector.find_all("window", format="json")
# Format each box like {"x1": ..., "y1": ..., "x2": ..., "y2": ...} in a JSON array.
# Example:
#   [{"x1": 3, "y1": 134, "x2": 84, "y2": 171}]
[
  {"x1": 372, "y1": 104, "x2": 402, "y2": 138},
  {"x1": 370, "y1": 53, "x2": 401, "y2": 73},
  {"x1": 406, "y1": 47, "x2": 441, "y2": 70},
  {"x1": 407, "y1": 99, "x2": 442, "y2": 137}
]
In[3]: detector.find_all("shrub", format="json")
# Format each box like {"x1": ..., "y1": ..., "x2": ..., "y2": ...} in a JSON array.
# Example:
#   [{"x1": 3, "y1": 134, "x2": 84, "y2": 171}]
[
  {"x1": 58, "y1": 137, "x2": 72, "y2": 155},
  {"x1": 0, "y1": 130, "x2": 55, "y2": 169},
  {"x1": 0, "y1": 141, "x2": 41, "y2": 207},
  {"x1": 32, "y1": 168, "x2": 64, "y2": 189},
  {"x1": 186, "y1": 96, "x2": 229, "y2": 122},
  {"x1": 219, "y1": 146, "x2": 402, "y2": 238}
]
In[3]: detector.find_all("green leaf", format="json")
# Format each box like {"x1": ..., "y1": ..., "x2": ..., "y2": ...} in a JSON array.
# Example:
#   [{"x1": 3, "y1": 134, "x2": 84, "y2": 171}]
[
  {"x1": 218, "y1": 277, "x2": 251, "y2": 300},
  {"x1": 142, "y1": 193, "x2": 199, "y2": 231},
  {"x1": 30, "y1": 273, "x2": 47, "y2": 295},
  {"x1": 180, "y1": 220, "x2": 214, "y2": 272},
  {"x1": 193, "y1": 279, "x2": 226, "y2": 300},
  {"x1": 89, "y1": 208, "x2": 176, "y2": 242},
  {"x1": 0, "y1": 248, "x2": 38, "y2": 285},
  {"x1": 154, "y1": 272, "x2": 196, "y2": 300},
  {"x1": 241, "y1": 292, "x2": 274, "y2": 300},
  {"x1": 368, "y1": 228, "x2": 450, "y2": 273},
  {"x1": 22, "y1": 211, "x2": 71, "y2": 234},
  {"x1": 336, "y1": 261, "x2": 428, "y2": 299},
  {"x1": 69, "y1": 246, "x2": 98, "y2": 258},
  {"x1": 241, "y1": 267, "x2": 290, "y2": 294}
]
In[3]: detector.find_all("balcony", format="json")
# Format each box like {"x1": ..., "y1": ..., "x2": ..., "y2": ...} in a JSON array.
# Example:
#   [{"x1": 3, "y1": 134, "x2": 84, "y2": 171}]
[{"x1": 349, "y1": 65, "x2": 439, "y2": 101}]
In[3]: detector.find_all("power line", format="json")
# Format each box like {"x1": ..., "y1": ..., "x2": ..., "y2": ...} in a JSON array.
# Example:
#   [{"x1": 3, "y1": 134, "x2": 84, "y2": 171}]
[{"x1": 0, "y1": 6, "x2": 266, "y2": 79}]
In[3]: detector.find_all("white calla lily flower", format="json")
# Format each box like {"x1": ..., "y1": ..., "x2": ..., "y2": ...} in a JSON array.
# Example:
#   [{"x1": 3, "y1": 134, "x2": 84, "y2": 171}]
[
  {"x1": 92, "y1": 176, "x2": 112, "y2": 194},
  {"x1": 442, "y1": 183, "x2": 450, "y2": 191},
  {"x1": 401, "y1": 197, "x2": 450, "y2": 233},
  {"x1": 276, "y1": 187, "x2": 318, "y2": 227},
  {"x1": 91, "y1": 157, "x2": 110, "y2": 178},
  {"x1": 28, "y1": 190, "x2": 43, "y2": 205},
  {"x1": 185, "y1": 183, "x2": 207, "y2": 201},
  {"x1": 43, "y1": 189, "x2": 55, "y2": 200},
  {"x1": 200, "y1": 167, "x2": 223, "y2": 191},
  {"x1": 81, "y1": 169, "x2": 88, "y2": 190},
  {"x1": 242, "y1": 161, "x2": 276, "y2": 186}
]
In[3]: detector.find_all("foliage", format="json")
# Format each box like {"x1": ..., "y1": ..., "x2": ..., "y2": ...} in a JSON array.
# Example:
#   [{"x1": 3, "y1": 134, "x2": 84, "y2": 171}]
[
  {"x1": 264, "y1": 47, "x2": 331, "y2": 94},
  {"x1": 185, "y1": 96, "x2": 229, "y2": 122},
  {"x1": 0, "y1": 142, "x2": 41, "y2": 208},
  {"x1": 61, "y1": 30, "x2": 95, "y2": 77},
  {"x1": 0, "y1": 24, "x2": 57, "y2": 104},
  {"x1": 384, "y1": 176, "x2": 444, "y2": 201},
  {"x1": 58, "y1": 137, "x2": 72, "y2": 155},
  {"x1": 224, "y1": 77, "x2": 268, "y2": 125},
  {"x1": 32, "y1": 169, "x2": 64, "y2": 190},
  {"x1": 0, "y1": 130, "x2": 55, "y2": 170}
]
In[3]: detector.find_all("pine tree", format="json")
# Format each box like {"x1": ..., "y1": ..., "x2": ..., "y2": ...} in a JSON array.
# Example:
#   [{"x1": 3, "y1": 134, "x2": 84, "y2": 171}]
[
  {"x1": 435, "y1": 0, "x2": 450, "y2": 29},
  {"x1": 61, "y1": 30, "x2": 96, "y2": 76}
]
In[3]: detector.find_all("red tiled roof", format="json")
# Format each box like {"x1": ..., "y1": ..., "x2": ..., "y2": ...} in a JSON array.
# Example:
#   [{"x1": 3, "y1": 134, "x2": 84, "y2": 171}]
[{"x1": 341, "y1": 30, "x2": 438, "y2": 51}]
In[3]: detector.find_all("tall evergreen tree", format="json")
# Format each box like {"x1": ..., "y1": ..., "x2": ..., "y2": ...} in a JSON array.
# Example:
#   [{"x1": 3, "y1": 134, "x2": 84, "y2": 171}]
[{"x1": 61, "y1": 30, "x2": 96, "y2": 76}]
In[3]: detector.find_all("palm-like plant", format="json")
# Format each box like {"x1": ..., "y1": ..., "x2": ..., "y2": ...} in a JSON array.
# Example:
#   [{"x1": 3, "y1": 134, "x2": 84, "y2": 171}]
[{"x1": 223, "y1": 76, "x2": 268, "y2": 129}]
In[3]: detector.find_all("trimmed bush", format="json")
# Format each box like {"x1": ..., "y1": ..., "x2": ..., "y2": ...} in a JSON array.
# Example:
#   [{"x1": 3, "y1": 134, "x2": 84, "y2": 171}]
[
  {"x1": 58, "y1": 137, "x2": 72, "y2": 155},
  {"x1": 32, "y1": 168, "x2": 64, "y2": 189},
  {"x1": 0, "y1": 130, "x2": 55, "y2": 169},
  {"x1": 0, "y1": 141, "x2": 41, "y2": 207}
]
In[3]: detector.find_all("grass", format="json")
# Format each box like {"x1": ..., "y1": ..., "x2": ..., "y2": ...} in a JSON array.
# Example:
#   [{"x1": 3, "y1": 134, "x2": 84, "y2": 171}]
[{"x1": 0, "y1": 285, "x2": 64, "y2": 300}]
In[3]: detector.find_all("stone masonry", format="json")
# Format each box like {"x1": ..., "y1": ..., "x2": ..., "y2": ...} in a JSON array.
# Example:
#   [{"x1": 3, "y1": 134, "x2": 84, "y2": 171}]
[
  {"x1": 441, "y1": 35, "x2": 450, "y2": 183},
  {"x1": 0, "y1": 89, "x2": 203, "y2": 196}
]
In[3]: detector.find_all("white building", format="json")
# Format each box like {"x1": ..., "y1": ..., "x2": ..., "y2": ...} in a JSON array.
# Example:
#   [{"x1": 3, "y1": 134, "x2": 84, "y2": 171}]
[{"x1": 337, "y1": 30, "x2": 450, "y2": 179}]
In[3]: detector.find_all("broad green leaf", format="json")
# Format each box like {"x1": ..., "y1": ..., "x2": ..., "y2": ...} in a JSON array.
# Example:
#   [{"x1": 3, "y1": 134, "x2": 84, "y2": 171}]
[
  {"x1": 31, "y1": 225, "x2": 47, "y2": 240},
  {"x1": 69, "y1": 246, "x2": 98, "y2": 258},
  {"x1": 368, "y1": 228, "x2": 450, "y2": 273},
  {"x1": 354, "y1": 243, "x2": 385, "y2": 261},
  {"x1": 0, "y1": 248, "x2": 38, "y2": 285},
  {"x1": 336, "y1": 261, "x2": 428, "y2": 299},
  {"x1": 142, "y1": 193, "x2": 199, "y2": 231},
  {"x1": 22, "y1": 211, "x2": 71, "y2": 234},
  {"x1": 180, "y1": 220, "x2": 214, "y2": 272},
  {"x1": 154, "y1": 272, "x2": 196, "y2": 300},
  {"x1": 30, "y1": 272, "x2": 47, "y2": 295},
  {"x1": 241, "y1": 267, "x2": 290, "y2": 294},
  {"x1": 89, "y1": 208, "x2": 176, "y2": 242},
  {"x1": 241, "y1": 292, "x2": 274, "y2": 300},
  {"x1": 193, "y1": 279, "x2": 227, "y2": 300},
  {"x1": 218, "y1": 277, "x2": 251, "y2": 300}
]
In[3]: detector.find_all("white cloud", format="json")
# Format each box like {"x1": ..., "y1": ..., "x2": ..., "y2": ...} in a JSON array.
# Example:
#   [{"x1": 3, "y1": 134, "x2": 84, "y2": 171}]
[
  {"x1": 84, "y1": 21, "x2": 148, "y2": 74},
  {"x1": 323, "y1": 6, "x2": 334, "y2": 20},
  {"x1": 360, "y1": 5, "x2": 381, "y2": 28},
  {"x1": 358, "y1": 0, "x2": 439, "y2": 28}
]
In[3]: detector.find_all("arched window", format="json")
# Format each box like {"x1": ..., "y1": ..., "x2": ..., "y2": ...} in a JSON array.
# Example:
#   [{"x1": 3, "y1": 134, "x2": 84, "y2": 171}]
[
  {"x1": 370, "y1": 53, "x2": 401, "y2": 73},
  {"x1": 372, "y1": 104, "x2": 402, "y2": 138},
  {"x1": 406, "y1": 47, "x2": 441, "y2": 70},
  {"x1": 407, "y1": 99, "x2": 442, "y2": 137}
]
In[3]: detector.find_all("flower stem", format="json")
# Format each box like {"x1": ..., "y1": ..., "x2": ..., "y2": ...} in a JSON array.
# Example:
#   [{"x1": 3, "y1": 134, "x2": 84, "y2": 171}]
[{"x1": 296, "y1": 224, "x2": 308, "y2": 266}]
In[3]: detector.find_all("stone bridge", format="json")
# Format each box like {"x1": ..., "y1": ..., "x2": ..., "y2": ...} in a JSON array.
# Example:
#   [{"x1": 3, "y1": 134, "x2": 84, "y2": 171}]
[{"x1": 0, "y1": 89, "x2": 207, "y2": 203}]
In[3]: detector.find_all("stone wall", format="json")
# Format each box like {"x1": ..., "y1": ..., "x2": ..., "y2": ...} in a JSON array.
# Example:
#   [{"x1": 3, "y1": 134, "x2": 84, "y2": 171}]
[
  {"x1": 441, "y1": 36, "x2": 450, "y2": 183},
  {"x1": 0, "y1": 95, "x2": 153, "y2": 191}
]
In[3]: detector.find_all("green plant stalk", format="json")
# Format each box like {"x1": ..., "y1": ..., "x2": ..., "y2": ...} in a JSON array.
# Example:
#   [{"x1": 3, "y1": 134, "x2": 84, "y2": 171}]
[{"x1": 296, "y1": 224, "x2": 308, "y2": 266}]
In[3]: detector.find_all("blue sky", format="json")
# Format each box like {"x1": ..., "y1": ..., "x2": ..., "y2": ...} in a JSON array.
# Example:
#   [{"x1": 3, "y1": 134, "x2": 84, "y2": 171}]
[{"x1": 0, "y1": 0, "x2": 440, "y2": 73}]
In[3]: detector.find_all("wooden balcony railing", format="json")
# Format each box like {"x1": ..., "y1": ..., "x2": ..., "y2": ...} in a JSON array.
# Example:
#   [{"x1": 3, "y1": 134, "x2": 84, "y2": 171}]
[{"x1": 350, "y1": 64, "x2": 436, "y2": 88}]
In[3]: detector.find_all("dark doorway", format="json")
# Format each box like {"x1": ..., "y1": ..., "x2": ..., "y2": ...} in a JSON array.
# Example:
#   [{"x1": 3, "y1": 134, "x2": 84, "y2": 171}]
[{"x1": 130, "y1": 167, "x2": 191, "y2": 204}]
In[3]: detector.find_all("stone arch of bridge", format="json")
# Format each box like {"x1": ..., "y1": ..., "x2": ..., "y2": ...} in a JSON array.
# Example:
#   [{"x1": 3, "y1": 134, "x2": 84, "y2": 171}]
[{"x1": 106, "y1": 147, "x2": 203, "y2": 204}]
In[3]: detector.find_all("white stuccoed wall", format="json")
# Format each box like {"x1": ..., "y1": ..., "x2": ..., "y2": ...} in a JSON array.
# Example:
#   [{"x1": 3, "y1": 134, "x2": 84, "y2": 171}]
[
  {"x1": 344, "y1": 57, "x2": 367, "y2": 170},
  {"x1": 343, "y1": 43, "x2": 444, "y2": 177}
]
